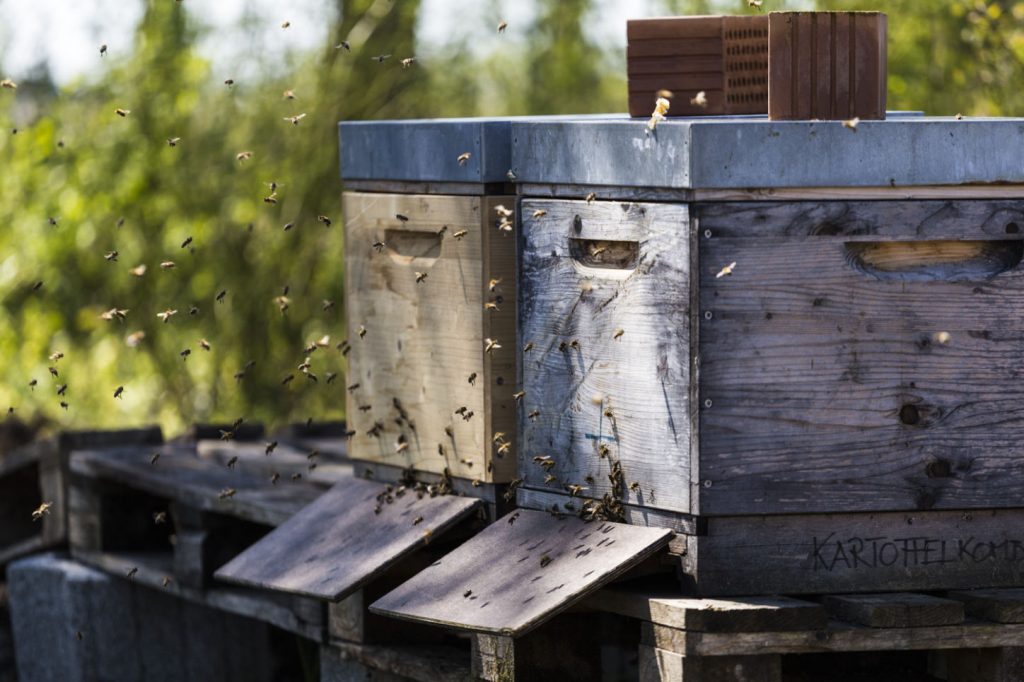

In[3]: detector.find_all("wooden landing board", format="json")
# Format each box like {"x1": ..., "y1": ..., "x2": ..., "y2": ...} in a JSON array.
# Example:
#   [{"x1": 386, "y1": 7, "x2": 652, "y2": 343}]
[
  {"x1": 587, "y1": 585, "x2": 826, "y2": 632},
  {"x1": 370, "y1": 509, "x2": 673, "y2": 637},
  {"x1": 948, "y1": 589, "x2": 1024, "y2": 623},
  {"x1": 215, "y1": 478, "x2": 481, "y2": 601},
  {"x1": 822, "y1": 593, "x2": 964, "y2": 628},
  {"x1": 71, "y1": 446, "x2": 322, "y2": 527}
]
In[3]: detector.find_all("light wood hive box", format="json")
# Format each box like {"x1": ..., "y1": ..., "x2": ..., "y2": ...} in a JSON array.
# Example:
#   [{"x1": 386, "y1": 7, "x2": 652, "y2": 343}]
[{"x1": 344, "y1": 191, "x2": 517, "y2": 483}]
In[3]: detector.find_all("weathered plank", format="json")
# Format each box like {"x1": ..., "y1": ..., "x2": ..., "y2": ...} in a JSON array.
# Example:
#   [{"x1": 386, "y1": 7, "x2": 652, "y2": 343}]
[
  {"x1": 324, "y1": 641, "x2": 473, "y2": 682},
  {"x1": 70, "y1": 446, "x2": 322, "y2": 527},
  {"x1": 948, "y1": 589, "x2": 1024, "y2": 624},
  {"x1": 215, "y1": 478, "x2": 481, "y2": 601},
  {"x1": 519, "y1": 199, "x2": 693, "y2": 514},
  {"x1": 515, "y1": 488, "x2": 702, "y2": 535},
  {"x1": 681, "y1": 509, "x2": 1024, "y2": 596},
  {"x1": 587, "y1": 586, "x2": 826, "y2": 632},
  {"x1": 697, "y1": 200, "x2": 1024, "y2": 515},
  {"x1": 370, "y1": 509, "x2": 672, "y2": 636},
  {"x1": 822, "y1": 593, "x2": 965, "y2": 628},
  {"x1": 471, "y1": 614, "x2": 604, "y2": 681},
  {"x1": 638, "y1": 646, "x2": 781, "y2": 682},
  {"x1": 344, "y1": 192, "x2": 517, "y2": 482}
]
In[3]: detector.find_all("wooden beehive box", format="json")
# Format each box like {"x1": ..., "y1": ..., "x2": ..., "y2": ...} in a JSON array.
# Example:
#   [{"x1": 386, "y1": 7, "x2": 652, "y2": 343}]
[
  {"x1": 627, "y1": 15, "x2": 768, "y2": 117},
  {"x1": 768, "y1": 11, "x2": 888, "y2": 121},
  {"x1": 508, "y1": 115, "x2": 1024, "y2": 596},
  {"x1": 340, "y1": 118, "x2": 521, "y2": 487}
]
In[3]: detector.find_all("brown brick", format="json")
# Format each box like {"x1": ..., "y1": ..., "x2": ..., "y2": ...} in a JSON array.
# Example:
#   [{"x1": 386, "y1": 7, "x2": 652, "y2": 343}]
[{"x1": 768, "y1": 11, "x2": 887, "y2": 121}]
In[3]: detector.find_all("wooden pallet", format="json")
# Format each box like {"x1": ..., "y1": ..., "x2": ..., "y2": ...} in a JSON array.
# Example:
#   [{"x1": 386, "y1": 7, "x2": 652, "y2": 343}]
[
  {"x1": 67, "y1": 442, "x2": 329, "y2": 641},
  {"x1": 582, "y1": 582, "x2": 1024, "y2": 681},
  {"x1": 0, "y1": 427, "x2": 163, "y2": 567}
]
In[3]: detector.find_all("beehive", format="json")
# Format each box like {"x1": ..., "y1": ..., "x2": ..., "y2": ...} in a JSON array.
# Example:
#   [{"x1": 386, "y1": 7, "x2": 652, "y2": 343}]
[
  {"x1": 509, "y1": 115, "x2": 1024, "y2": 595},
  {"x1": 339, "y1": 119, "x2": 520, "y2": 486},
  {"x1": 627, "y1": 15, "x2": 768, "y2": 117}
]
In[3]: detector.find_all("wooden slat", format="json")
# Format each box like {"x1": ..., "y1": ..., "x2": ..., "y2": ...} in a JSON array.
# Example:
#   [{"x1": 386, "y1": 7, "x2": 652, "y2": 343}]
[
  {"x1": 516, "y1": 487, "x2": 701, "y2": 535},
  {"x1": 519, "y1": 200, "x2": 693, "y2": 515},
  {"x1": 948, "y1": 589, "x2": 1024, "y2": 623},
  {"x1": 629, "y1": 73, "x2": 725, "y2": 92},
  {"x1": 215, "y1": 478, "x2": 480, "y2": 601},
  {"x1": 626, "y1": 38, "x2": 724, "y2": 58},
  {"x1": 70, "y1": 446, "x2": 321, "y2": 527},
  {"x1": 627, "y1": 56, "x2": 724, "y2": 76},
  {"x1": 638, "y1": 646, "x2": 781, "y2": 682},
  {"x1": 822, "y1": 593, "x2": 964, "y2": 628},
  {"x1": 370, "y1": 510, "x2": 673, "y2": 636},
  {"x1": 627, "y1": 17, "x2": 724, "y2": 42},
  {"x1": 325, "y1": 641, "x2": 472, "y2": 682},
  {"x1": 587, "y1": 586, "x2": 826, "y2": 632},
  {"x1": 344, "y1": 192, "x2": 517, "y2": 483}
]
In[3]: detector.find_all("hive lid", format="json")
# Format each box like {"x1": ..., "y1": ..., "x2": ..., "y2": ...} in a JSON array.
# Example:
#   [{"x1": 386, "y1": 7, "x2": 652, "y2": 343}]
[
  {"x1": 338, "y1": 114, "x2": 625, "y2": 183},
  {"x1": 369, "y1": 509, "x2": 673, "y2": 637},
  {"x1": 214, "y1": 477, "x2": 481, "y2": 601},
  {"x1": 509, "y1": 115, "x2": 1024, "y2": 190}
]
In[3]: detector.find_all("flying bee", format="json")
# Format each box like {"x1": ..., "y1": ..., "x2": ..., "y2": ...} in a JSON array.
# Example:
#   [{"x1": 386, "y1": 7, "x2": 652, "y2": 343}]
[
  {"x1": 55, "y1": 383, "x2": 68, "y2": 396},
  {"x1": 372, "y1": 54, "x2": 391, "y2": 63},
  {"x1": 532, "y1": 209, "x2": 547, "y2": 218},
  {"x1": 275, "y1": 295, "x2": 290, "y2": 312},
  {"x1": 325, "y1": 372, "x2": 338, "y2": 384},
  {"x1": 153, "y1": 511, "x2": 167, "y2": 524},
  {"x1": 613, "y1": 329, "x2": 624, "y2": 340},
  {"x1": 401, "y1": 57, "x2": 416, "y2": 68},
  {"x1": 336, "y1": 41, "x2": 350, "y2": 50},
  {"x1": 48, "y1": 366, "x2": 59, "y2": 378},
  {"x1": 156, "y1": 309, "x2": 177, "y2": 323},
  {"x1": 585, "y1": 192, "x2": 597, "y2": 203},
  {"x1": 444, "y1": 425, "x2": 454, "y2": 438},
  {"x1": 467, "y1": 373, "x2": 477, "y2": 386},
  {"x1": 226, "y1": 456, "x2": 238, "y2": 469},
  {"x1": 317, "y1": 214, "x2": 332, "y2": 227},
  {"x1": 540, "y1": 554, "x2": 552, "y2": 568},
  {"x1": 270, "y1": 472, "x2": 280, "y2": 485},
  {"x1": 161, "y1": 576, "x2": 171, "y2": 588},
  {"x1": 60, "y1": 401, "x2": 69, "y2": 410},
  {"x1": 630, "y1": 481, "x2": 641, "y2": 493},
  {"x1": 462, "y1": 411, "x2": 474, "y2": 421},
  {"x1": 199, "y1": 339, "x2": 211, "y2": 351},
  {"x1": 129, "y1": 264, "x2": 146, "y2": 276},
  {"x1": 101, "y1": 308, "x2": 129, "y2": 321},
  {"x1": 180, "y1": 349, "x2": 191, "y2": 360},
  {"x1": 167, "y1": 137, "x2": 181, "y2": 147},
  {"x1": 49, "y1": 351, "x2": 64, "y2": 362},
  {"x1": 358, "y1": 405, "x2": 373, "y2": 412},
  {"x1": 484, "y1": 338, "x2": 501, "y2": 353},
  {"x1": 569, "y1": 339, "x2": 580, "y2": 350},
  {"x1": 220, "y1": 429, "x2": 235, "y2": 441},
  {"x1": 513, "y1": 390, "x2": 525, "y2": 403},
  {"x1": 488, "y1": 278, "x2": 502, "y2": 292},
  {"x1": 0, "y1": 79, "x2": 17, "y2": 89},
  {"x1": 160, "y1": 261, "x2": 176, "y2": 270},
  {"x1": 216, "y1": 289, "x2": 227, "y2": 302},
  {"x1": 483, "y1": 301, "x2": 499, "y2": 311},
  {"x1": 842, "y1": 117, "x2": 860, "y2": 132},
  {"x1": 497, "y1": 20, "x2": 508, "y2": 33},
  {"x1": 281, "y1": 20, "x2": 290, "y2": 28},
  {"x1": 716, "y1": 262, "x2": 736, "y2": 278},
  {"x1": 115, "y1": 108, "x2": 130, "y2": 117},
  {"x1": 496, "y1": 442, "x2": 511, "y2": 457},
  {"x1": 104, "y1": 251, "x2": 118, "y2": 262},
  {"x1": 298, "y1": 357, "x2": 312, "y2": 372},
  {"x1": 528, "y1": 410, "x2": 540, "y2": 420},
  {"x1": 566, "y1": 484, "x2": 587, "y2": 497},
  {"x1": 454, "y1": 406, "x2": 467, "y2": 416},
  {"x1": 457, "y1": 152, "x2": 471, "y2": 166},
  {"x1": 126, "y1": 567, "x2": 138, "y2": 580},
  {"x1": 236, "y1": 151, "x2": 253, "y2": 162},
  {"x1": 32, "y1": 281, "x2": 43, "y2": 291},
  {"x1": 150, "y1": 452, "x2": 161, "y2": 465},
  {"x1": 748, "y1": 0, "x2": 763, "y2": 9},
  {"x1": 559, "y1": 341, "x2": 568, "y2": 352},
  {"x1": 415, "y1": 271, "x2": 428, "y2": 283},
  {"x1": 358, "y1": 325, "x2": 367, "y2": 338},
  {"x1": 283, "y1": 89, "x2": 295, "y2": 99},
  {"x1": 544, "y1": 473, "x2": 557, "y2": 483},
  {"x1": 28, "y1": 379, "x2": 37, "y2": 390},
  {"x1": 113, "y1": 386, "x2": 124, "y2": 399},
  {"x1": 452, "y1": 230, "x2": 468, "y2": 240},
  {"x1": 690, "y1": 91, "x2": 708, "y2": 108},
  {"x1": 224, "y1": 78, "x2": 235, "y2": 87},
  {"x1": 263, "y1": 193, "x2": 277, "y2": 204},
  {"x1": 31, "y1": 502, "x2": 53, "y2": 521},
  {"x1": 291, "y1": 473, "x2": 302, "y2": 481},
  {"x1": 218, "y1": 488, "x2": 236, "y2": 499},
  {"x1": 598, "y1": 443, "x2": 610, "y2": 458},
  {"x1": 284, "y1": 113, "x2": 307, "y2": 125},
  {"x1": 305, "y1": 372, "x2": 318, "y2": 383}
]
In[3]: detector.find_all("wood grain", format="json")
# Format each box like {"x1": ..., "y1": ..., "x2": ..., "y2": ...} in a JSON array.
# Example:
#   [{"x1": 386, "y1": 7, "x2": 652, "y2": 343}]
[
  {"x1": 370, "y1": 509, "x2": 672, "y2": 636},
  {"x1": 638, "y1": 646, "x2": 781, "y2": 682},
  {"x1": 519, "y1": 199, "x2": 693, "y2": 514},
  {"x1": 344, "y1": 192, "x2": 517, "y2": 482},
  {"x1": 215, "y1": 478, "x2": 480, "y2": 601},
  {"x1": 822, "y1": 593, "x2": 965, "y2": 628},
  {"x1": 947, "y1": 589, "x2": 1024, "y2": 624},
  {"x1": 324, "y1": 641, "x2": 473, "y2": 682},
  {"x1": 696, "y1": 200, "x2": 1024, "y2": 515}
]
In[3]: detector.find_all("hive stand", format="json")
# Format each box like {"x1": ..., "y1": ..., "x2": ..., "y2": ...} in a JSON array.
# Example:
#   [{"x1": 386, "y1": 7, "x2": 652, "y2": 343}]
[{"x1": 0, "y1": 426, "x2": 163, "y2": 567}]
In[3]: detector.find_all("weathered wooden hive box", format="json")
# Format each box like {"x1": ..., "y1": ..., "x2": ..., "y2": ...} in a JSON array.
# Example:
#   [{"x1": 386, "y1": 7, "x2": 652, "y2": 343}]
[
  {"x1": 339, "y1": 118, "x2": 523, "y2": 491},
  {"x1": 510, "y1": 115, "x2": 1024, "y2": 596}
]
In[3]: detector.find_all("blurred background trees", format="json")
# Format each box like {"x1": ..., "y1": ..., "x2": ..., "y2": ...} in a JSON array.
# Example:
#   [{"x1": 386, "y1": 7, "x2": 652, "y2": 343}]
[{"x1": 0, "y1": 0, "x2": 1020, "y2": 435}]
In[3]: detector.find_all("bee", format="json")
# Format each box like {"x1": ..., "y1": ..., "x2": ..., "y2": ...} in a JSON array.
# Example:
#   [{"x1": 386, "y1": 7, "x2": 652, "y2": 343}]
[
  {"x1": 358, "y1": 325, "x2": 367, "y2": 338},
  {"x1": 454, "y1": 406, "x2": 468, "y2": 416},
  {"x1": 75, "y1": 631, "x2": 83, "y2": 641},
  {"x1": 49, "y1": 351, "x2": 64, "y2": 362},
  {"x1": 484, "y1": 338, "x2": 501, "y2": 353},
  {"x1": 412, "y1": 516, "x2": 424, "y2": 526},
  {"x1": 325, "y1": 372, "x2": 338, "y2": 384},
  {"x1": 101, "y1": 308, "x2": 129, "y2": 321},
  {"x1": 358, "y1": 404, "x2": 373, "y2": 413},
  {"x1": 457, "y1": 152, "x2": 471, "y2": 166},
  {"x1": 49, "y1": 366, "x2": 59, "y2": 378},
  {"x1": 281, "y1": 20, "x2": 290, "y2": 29},
  {"x1": 956, "y1": 113, "x2": 964, "y2": 121},
  {"x1": 613, "y1": 328, "x2": 624, "y2": 340},
  {"x1": 436, "y1": 225, "x2": 448, "y2": 237},
  {"x1": 159, "y1": 261, "x2": 176, "y2": 270},
  {"x1": 216, "y1": 289, "x2": 227, "y2": 302},
  {"x1": 271, "y1": 472, "x2": 280, "y2": 485},
  {"x1": 585, "y1": 192, "x2": 597, "y2": 204},
  {"x1": 513, "y1": 390, "x2": 525, "y2": 403},
  {"x1": 528, "y1": 410, "x2": 540, "y2": 420},
  {"x1": 494, "y1": 205, "x2": 514, "y2": 219},
  {"x1": 570, "y1": 339, "x2": 580, "y2": 350},
  {"x1": 220, "y1": 429, "x2": 235, "y2": 441},
  {"x1": 167, "y1": 137, "x2": 181, "y2": 147},
  {"x1": 598, "y1": 443, "x2": 610, "y2": 458},
  {"x1": 218, "y1": 488, "x2": 236, "y2": 499},
  {"x1": 0, "y1": 79, "x2": 17, "y2": 89},
  {"x1": 507, "y1": 511, "x2": 520, "y2": 526},
  {"x1": 630, "y1": 481, "x2": 641, "y2": 493},
  {"x1": 488, "y1": 278, "x2": 502, "y2": 292},
  {"x1": 532, "y1": 209, "x2": 547, "y2": 219},
  {"x1": 236, "y1": 151, "x2": 253, "y2": 162},
  {"x1": 690, "y1": 91, "x2": 708, "y2": 108},
  {"x1": 104, "y1": 251, "x2": 118, "y2": 262},
  {"x1": 540, "y1": 554, "x2": 552, "y2": 568},
  {"x1": 32, "y1": 281, "x2": 44, "y2": 291},
  {"x1": 544, "y1": 474, "x2": 557, "y2": 483},
  {"x1": 401, "y1": 57, "x2": 416, "y2": 68},
  {"x1": 415, "y1": 271, "x2": 428, "y2": 283},
  {"x1": 283, "y1": 89, "x2": 296, "y2": 99},
  {"x1": 567, "y1": 484, "x2": 587, "y2": 497},
  {"x1": 284, "y1": 113, "x2": 307, "y2": 125},
  {"x1": 533, "y1": 454, "x2": 554, "y2": 468},
  {"x1": 31, "y1": 502, "x2": 53, "y2": 521},
  {"x1": 224, "y1": 78, "x2": 235, "y2": 87},
  {"x1": 129, "y1": 264, "x2": 146, "y2": 276},
  {"x1": 156, "y1": 309, "x2": 177, "y2": 323},
  {"x1": 483, "y1": 301, "x2": 499, "y2": 311},
  {"x1": 372, "y1": 54, "x2": 392, "y2": 63},
  {"x1": 113, "y1": 386, "x2": 124, "y2": 399},
  {"x1": 291, "y1": 473, "x2": 302, "y2": 481},
  {"x1": 161, "y1": 576, "x2": 172, "y2": 588},
  {"x1": 452, "y1": 230, "x2": 468, "y2": 240},
  {"x1": 275, "y1": 295, "x2": 290, "y2": 312},
  {"x1": 497, "y1": 20, "x2": 508, "y2": 33},
  {"x1": 462, "y1": 411, "x2": 474, "y2": 421},
  {"x1": 335, "y1": 41, "x2": 350, "y2": 50},
  {"x1": 150, "y1": 452, "x2": 161, "y2": 465},
  {"x1": 463, "y1": 589, "x2": 473, "y2": 598},
  {"x1": 115, "y1": 108, "x2": 130, "y2": 117},
  {"x1": 126, "y1": 567, "x2": 138, "y2": 580},
  {"x1": 346, "y1": 382, "x2": 361, "y2": 393},
  {"x1": 263, "y1": 193, "x2": 278, "y2": 205},
  {"x1": 496, "y1": 442, "x2": 511, "y2": 457},
  {"x1": 226, "y1": 456, "x2": 238, "y2": 469},
  {"x1": 716, "y1": 262, "x2": 736, "y2": 278},
  {"x1": 317, "y1": 214, "x2": 332, "y2": 227},
  {"x1": 60, "y1": 401, "x2": 69, "y2": 410},
  {"x1": 199, "y1": 339, "x2": 211, "y2": 351},
  {"x1": 842, "y1": 117, "x2": 860, "y2": 132},
  {"x1": 297, "y1": 357, "x2": 312, "y2": 372},
  {"x1": 559, "y1": 341, "x2": 568, "y2": 352},
  {"x1": 444, "y1": 425, "x2": 454, "y2": 438},
  {"x1": 322, "y1": 299, "x2": 336, "y2": 312},
  {"x1": 28, "y1": 379, "x2": 37, "y2": 390},
  {"x1": 153, "y1": 511, "x2": 167, "y2": 524},
  {"x1": 748, "y1": 0, "x2": 763, "y2": 9},
  {"x1": 585, "y1": 475, "x2": 595, "y2": 484}
]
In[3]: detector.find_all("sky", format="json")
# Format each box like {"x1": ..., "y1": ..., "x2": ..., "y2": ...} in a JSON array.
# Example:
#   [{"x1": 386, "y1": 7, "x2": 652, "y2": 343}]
[{"x1": 0, "y1": 0, "x2": 657, "y2": 85}]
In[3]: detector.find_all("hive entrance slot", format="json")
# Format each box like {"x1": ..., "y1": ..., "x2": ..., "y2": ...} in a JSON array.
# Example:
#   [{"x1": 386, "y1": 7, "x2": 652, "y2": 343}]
[
  {"x1": 384, "y1": 229, "x2": 441, "y2": 266},
  {"x1": 844, "y1": 240, "x2": 1024, "y2": 282},
  {"x1": 569, "y1": 238, "x2": 639, "y2": 271}
]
